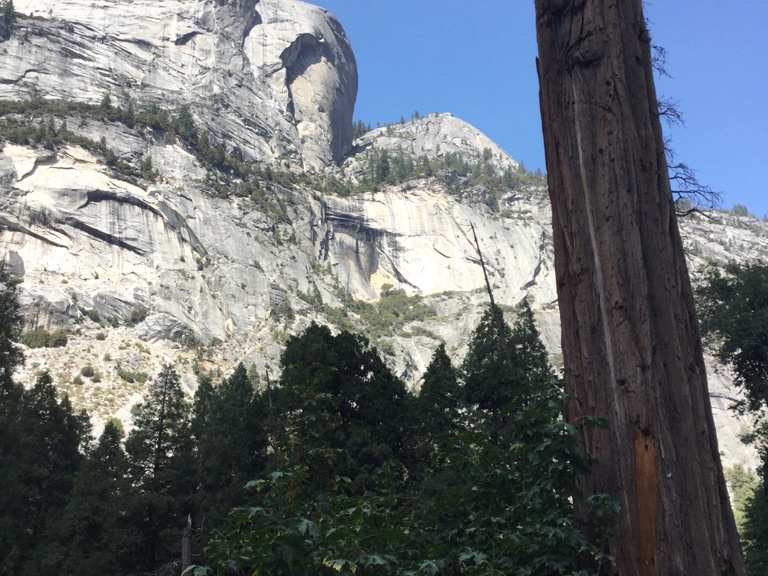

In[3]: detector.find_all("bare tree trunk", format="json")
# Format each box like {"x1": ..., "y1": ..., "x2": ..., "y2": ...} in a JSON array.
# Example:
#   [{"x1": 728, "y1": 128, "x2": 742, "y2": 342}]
[
  {"x1": 534, "y1": 1, "x2": 744, "y2": 574},
  {"x1": 181, "y1": 515, "x2": 192, "y2": 573}
]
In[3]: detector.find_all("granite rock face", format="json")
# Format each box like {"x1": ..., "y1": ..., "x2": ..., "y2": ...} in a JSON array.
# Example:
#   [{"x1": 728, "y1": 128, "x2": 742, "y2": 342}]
[
  {"x1": 0, "y1": 0, "x2": 762, "y2": 474},
  {"x1": 342, "y1": 113, "x2": 519, "y2": 180},
  {"x1": 0, "y1": 0, "x2": 357, "y2": 168}
]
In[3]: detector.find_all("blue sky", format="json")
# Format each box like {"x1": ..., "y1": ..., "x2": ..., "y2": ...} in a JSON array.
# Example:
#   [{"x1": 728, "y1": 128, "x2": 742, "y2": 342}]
[{"x1": 320, "y1": 1, "x2": 768, "y2": 217}]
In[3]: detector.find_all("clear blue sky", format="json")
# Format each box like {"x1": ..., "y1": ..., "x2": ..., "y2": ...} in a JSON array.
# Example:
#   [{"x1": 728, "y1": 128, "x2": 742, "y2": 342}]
[{"x1": 320, "y1": 1, "x2": 768, "y2": 217}]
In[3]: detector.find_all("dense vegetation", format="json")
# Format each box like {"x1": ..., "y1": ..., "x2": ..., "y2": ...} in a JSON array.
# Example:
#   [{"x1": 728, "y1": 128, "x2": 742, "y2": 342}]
[
  {"x1": 0, "y1": 260, "x2": 614, "y2": 575},
  {"x1": 0, "y1": 96, "x2": 544, "y2": 217},
  {"x1": 697, "y1": 262, "x2": 768, "y2": 575}
]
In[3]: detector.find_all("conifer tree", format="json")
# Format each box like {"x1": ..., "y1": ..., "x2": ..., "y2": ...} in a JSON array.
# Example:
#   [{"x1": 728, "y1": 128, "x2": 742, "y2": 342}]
[
  {"x1": 277, "y1": 323, "x2": 411, "y2": 491},
  {"x1": 12, "y1": 372, "x2": 90, "y2": 575},
  {"x1": 418, "y1": 343, "x2": 461, "y2": 436},
  {"x1": 190, "y1": 373, "x2": 214, "y2": 445},
  {"x1": 0, "y1": 263, "x2": 26, "y2": 575},
  {"x1": 194, "y1": 364, "x2": 267, "y2": 530},
  {"x1": 125, "y1": 364, "x2": 194, "y2": 572},
  {"x1": 39, "y1": 421, "x2": 136, "y2": 576},
  {"x1": 0, "y1": 263, "x2": 22, "y2": 394},
  {"x1": 462, "y1": 305, "x2": 517, "y2": 438}
]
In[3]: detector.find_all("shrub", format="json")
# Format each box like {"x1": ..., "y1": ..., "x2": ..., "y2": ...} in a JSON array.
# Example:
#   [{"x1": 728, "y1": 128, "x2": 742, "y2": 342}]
[
  {"x1": 117, "y1": 365, "x2": 148, "y2": 384},
  {"x1": 81, "y1": 365, "x2": 96, "y2": 378},
  {"x1": 732, "y1": 203, "x2": 751, "y2": 217},
  {"x1": 129, "y1": 307, "x2": 148, "y2": 325},
  {"x1": 21, "y1": 329, "x2": 69, "y2": 349}
]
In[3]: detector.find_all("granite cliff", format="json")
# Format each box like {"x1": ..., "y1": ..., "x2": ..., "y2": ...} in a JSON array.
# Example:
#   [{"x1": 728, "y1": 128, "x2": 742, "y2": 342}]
[{"x1": 0, "y1": 0, "x2": 762, "y2": 471}]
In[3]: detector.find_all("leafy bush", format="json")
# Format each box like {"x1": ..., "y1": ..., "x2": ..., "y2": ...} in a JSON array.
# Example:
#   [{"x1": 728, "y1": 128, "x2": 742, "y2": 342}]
[
  {"x1": 325, "y1": 288, "x2": 436, "y2": 342},
  {"x1": 21, "y1": 329, "x2": 69, "y2": 349},
  {"x1": 116, "y1": 365, "x2": 148, "y2": 384},
  {"x1": 129, "y1": 308, "x2": 148, "y2": 325}
]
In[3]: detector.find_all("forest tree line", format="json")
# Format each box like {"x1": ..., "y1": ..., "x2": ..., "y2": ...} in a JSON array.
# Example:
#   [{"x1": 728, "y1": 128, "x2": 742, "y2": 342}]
[
  {"x1": 3, "y1": 259, "x2": 768, "y2": 575},
  {"x1": 0, "y1": 263, "x2": 615, "y2": 576}
]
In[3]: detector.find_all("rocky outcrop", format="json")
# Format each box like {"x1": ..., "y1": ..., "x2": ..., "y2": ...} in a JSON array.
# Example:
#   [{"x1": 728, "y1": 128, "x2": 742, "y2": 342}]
[
  {"x1": 0, "y1": 0, "x2": 760, "y2": 474},
  {"x1": 342, "y1": 113, "x2": 519, "y2": 179},
  {"x1": 0, "y1": 0, "x2": 357, "y2": 168},
  {"x1": 2, "y1": 121, "x2": 763, "y2": 474}
]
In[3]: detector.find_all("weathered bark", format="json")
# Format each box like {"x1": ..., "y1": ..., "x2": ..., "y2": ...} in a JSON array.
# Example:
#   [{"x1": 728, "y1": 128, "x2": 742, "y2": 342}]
[{"x1": 534, "y1": 1, "x2": 744, "y2": 574}]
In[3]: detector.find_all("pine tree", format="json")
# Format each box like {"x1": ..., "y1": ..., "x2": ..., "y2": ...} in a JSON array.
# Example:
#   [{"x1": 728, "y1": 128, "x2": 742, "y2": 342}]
[
  {"x1": 277, "y1": 323, "x2": 411, "y2": 492},
  {"x1": 99, "y1": 93, "x2": 112, "y2": 112},
  {"x1": 510, "y1": 299, "x2": 556, "y2": 397},
  {"x1": 126, "y1": 364, "x2": 194, "y2": 572},
  {"x1": 418, "y1": 343, "x2": 461, "y2": 436},
  {"x1": 194, "y1": 364, "x2": 267, "y2": 530},
  {"x1": 0, "y1": 263, "x2": 25, "y2": 575},
  {"x1": 0, "y1": 263, "x2": 22, "y2": 396},
  {"x1": 190, "y1": 374, "x2": 214, "y2": 445},
  {"x1": 11, "y1": 372, "x2": 90, "y2": 575},
  {"x1": 39, "y1": 421, "x2": 137, "y2": 576},
  {"x1": 462, "y1": 305, "x2": 517, "y2": 438},
  {"x1": 174, "y1": 106, "x2": 197, "y2": 144}
]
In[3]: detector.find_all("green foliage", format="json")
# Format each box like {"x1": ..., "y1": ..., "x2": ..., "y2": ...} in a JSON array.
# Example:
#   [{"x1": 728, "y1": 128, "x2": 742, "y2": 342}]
[
  {"x1": 0, "y1": 263, "x2": 23, "y2": 389},
  {"x1": 725, "y1": 464, "x2": 759, "y2": 533},
  {"x1": 417, "y1": 343, "x2": 462, "y2": 439},
  {"x1": 352, "y1": 146, "x2": 546, "y2": 209},
  {"x1": 743, "y1": 465, "x2": 768, "y2": 576},
  {"x1": 20, "y1": 328, "x2": 68, "y2": 349},
  {"x1": 125, "y1": 365, "x2": 196, "y2": 571},
  {"x1": 1, "y1": 371, "x2": 90, "y2": 575},
  {"x1": 192, "y1": 364, "x2": 268, "y2": 539},
  {"x1": 697, "y1": 262, "x2": 768, "y2": 572},
  {"x1": 206, "y1": 317, "x2": 613, "y2": 576},
  {"x1": 460, "y1": 300, "x2": 557, "y2": 443},
  {"x1": 37, "y1": 421, "x2": 138, "y2": 576},
  {"x1": 352, "y1": 119, "x2": 371, "y2": 140},
  {"x1": 326, "y1": 288, "x2": 436, "y2": 342},
  {"x1": 140, "y1": 155, "x2": 158, "y2": 181},
  {"x1": 697, "y1": 263, "x2": 768, "y2": 413},
  {"x1": 116, "y1": 365, "x2": 148, "y2": 384},
  {"x1": 129, "y1": 306, "x2": 148, "y2": 325},
  {"x1": 274, "y1": 323, "x2": 412, "y2": 492}
]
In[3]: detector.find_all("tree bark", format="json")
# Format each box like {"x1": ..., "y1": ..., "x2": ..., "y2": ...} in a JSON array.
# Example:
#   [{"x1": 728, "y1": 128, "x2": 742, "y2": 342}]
[{"x1": 534, "y1": 1, "x2": 744, "y2": 574}]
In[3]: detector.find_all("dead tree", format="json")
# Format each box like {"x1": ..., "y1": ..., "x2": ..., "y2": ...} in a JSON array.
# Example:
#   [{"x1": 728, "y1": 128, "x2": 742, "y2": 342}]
[
  {"x1": 534, "y1": 1, "x2": 744, "y2": 574},
  {"x1": 470, "y1": 222, "x2": 496, "y2": 307}
]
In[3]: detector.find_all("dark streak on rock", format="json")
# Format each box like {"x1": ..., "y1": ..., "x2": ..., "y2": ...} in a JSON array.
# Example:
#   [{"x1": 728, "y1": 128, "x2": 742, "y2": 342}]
[
  {"x1": 0, "y1": 68, "x2": 41, "y2": 85},
  {"x1": 0, "y1": 216, "x2": 68, "y2": 248},
  {"x1": 175, "y1": 30, "x2": 201, "y2": 46},
  {"x1": 61, "y1": 216, "x2": 146, "y2": 255},
  {"x1": 78, "y1": 189, "x2": 162, "y2": 218},
  {"x1": 521, "y1": 233, "x2": 547, "y2": 290}
]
